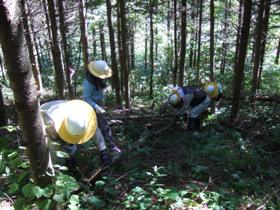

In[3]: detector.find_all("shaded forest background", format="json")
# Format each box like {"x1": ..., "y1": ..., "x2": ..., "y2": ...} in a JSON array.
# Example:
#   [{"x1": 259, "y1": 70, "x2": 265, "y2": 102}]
[{"x1": 0, "y1": 0, "x2": 280, "y2": 209}]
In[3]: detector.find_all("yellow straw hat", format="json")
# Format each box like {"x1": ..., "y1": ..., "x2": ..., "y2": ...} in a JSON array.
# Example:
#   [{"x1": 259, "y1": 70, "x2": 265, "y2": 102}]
[
  {"x1": 88, "y1": 60, "x2": 112, "y2": 79},
  {"x1": 41, "y1": 100, "x2": 97, "y2": 144},
  {"x1": 204, "y1": 82, "x2": 219, "y2": 98}
]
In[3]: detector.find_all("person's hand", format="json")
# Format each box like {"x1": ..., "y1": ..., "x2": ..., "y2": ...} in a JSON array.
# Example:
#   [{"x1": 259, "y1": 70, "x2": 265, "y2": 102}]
[{"x1": 95, "y1": 105, "x2": 105, "y2": 114}]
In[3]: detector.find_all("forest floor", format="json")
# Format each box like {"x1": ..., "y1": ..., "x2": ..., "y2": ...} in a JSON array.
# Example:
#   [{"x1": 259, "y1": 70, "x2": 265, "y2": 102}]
[{"x1": 1, "y1": 98, "x2": 280, "y2": 209}]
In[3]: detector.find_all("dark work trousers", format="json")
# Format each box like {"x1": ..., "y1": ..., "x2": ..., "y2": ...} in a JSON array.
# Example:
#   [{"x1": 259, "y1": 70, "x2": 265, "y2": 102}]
[{"x1": 96, "y1": 112, "x2": 116, "y2": 150}]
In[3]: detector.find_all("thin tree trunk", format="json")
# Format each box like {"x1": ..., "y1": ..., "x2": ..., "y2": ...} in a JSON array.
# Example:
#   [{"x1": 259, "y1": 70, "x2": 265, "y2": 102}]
[
  {"x1": 209, "y1": 0, "x2": 215, "y2": 81},
  {"x1": 21, "y1": 0, "x2": 43, "y2": 93},
  {"x1": 257, "y1": 0, "x2": 271, "y2": 89},
  {"x1": 230, "y1": 0, "x2": 252, "y2": 123},
  {"x1": 92, "y1": 28, "x2": 97, "y2": 58},
  {"x1": 0, "y1": 54, "x2": 5, "y2": 81},
  {"x1": 47, "y1": 0, "x2": 65, "y2": 98},
  {"x1": 167, "y1": 0, "x2": 173, "y2": 82},
  {"x1": 0, "y1": 85, "x2": 6, "y2": 126},
  {"x1": 78, "y1": 0, "x2": 89, "y2": 73},
  {"x1": 130, "y1": 25, "x2": 135, "y2": 71},
  {"x1": 178, "y1": 0, "x2": 187, "y2": 86},
  {"x1": 144, "y1": 17, "x2": 148, "y2": 72},
  {"x1": 0, "y1": 1, "x2": 51, "y2": 186},
  {"x1": 117, "y1": 5, "x2": 124, "y2": 95},
  {"x1": 58, "y1": 0, "x2": 74, "y2": 98},
  {"x1": 106, "y1": 0, "x2": 122, "y2": 108},
  {"x1": 196, "y1": 0, "x2": 203, "y2": 84},
  {"x1": 189, "y1": 0, "x2": 195, "y2": 68},
  {"x1": 118, "y1": 0, "x2": 129, "y2": 108},
  {"x1": 251, "y1": 0, "x2": 266, "y2": 106},
  {"x1": 149, "y1": 0, "x2": 154, "y2": 97},
  {"x1": 173, "y1": 0, "x2": 178, "y2": 86},
  {"x1": 233, "y1": 0, "x2": 243, "y2": 73},
  {"x1": 99, "y1": 23, "x2": 107, "y2": 61},
  {"x1": 275, "y1": 37, "x2": 280, "y2": 65},
  {"x1": 220, "y1": 0, "x2": 229, "y2": 74}
]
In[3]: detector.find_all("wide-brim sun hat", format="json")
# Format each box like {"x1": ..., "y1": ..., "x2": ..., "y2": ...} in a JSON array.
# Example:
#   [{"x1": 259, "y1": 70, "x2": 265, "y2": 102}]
[
  {"x1": 169, "y1": 87, "x2": 184, "y2": 105},
  {"x1": 41, "y1": 100, "x2": 97, "y2": 144},
  {"x1": 204, "y1": 82, "x2": 219, "y2": 98},
  {"x1": 88, "y1": 60, "x2": 112, "y2": 79}
]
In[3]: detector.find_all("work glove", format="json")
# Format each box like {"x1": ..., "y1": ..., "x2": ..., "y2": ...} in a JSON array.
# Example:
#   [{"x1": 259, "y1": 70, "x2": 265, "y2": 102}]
[{"x1": 95, "y1": 104, "x2": 105, "y2": 114}]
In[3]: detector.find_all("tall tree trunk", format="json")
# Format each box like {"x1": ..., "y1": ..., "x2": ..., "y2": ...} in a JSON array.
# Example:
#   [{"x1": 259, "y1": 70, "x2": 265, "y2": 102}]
[
  {"x1": 173, "y1": 0, "x2": 178, "y2": 86},
  {"x1": 220, "y1": 0, "x2": 229, "y2": 74},
  {"x1": 78, "y1": 0, "x2": 89, "y2": 73},
  {"x1": 118, "y1": 0, "x2": 129, "y2": 108},
  {"x1": 0, "y1": 85, "x2": 6, "y2": 126},
  {"x1": 144, "y1": 17, "x2": 148, "y2": 72},
  {"x1": 0, "y1": 54, "x2": 5, "y2": 81},
  {"x1": 195, "y1": 0, "x2": 203, "y2": 84},
  {"x1": 257, "y1": 0, "x2": 271, "y2": 89},
  {"x1": 275, "y1": 37, "x2": 280, "y2": 65},
  {"x1": 21, "y1": 0, "x2": 43, "y2": 93},
  {"x1": 230, "y1": 0, "x2": 252, "y2": 123},
  {"x1": 167, "y1": 0, "x2": 173, "y2": 82},
  {"x1": 149, "y1": 0, "x2": 154, "y2": 97},
  {"x1": 117, "y1": 5, "x2": 124, "y2": 95},
  {"x1": 178, "y1": 0, "x2": 187, "y2": 86},
  {"x1": 92, "y1": 28, "x2": 97, "y2": 59},
  {"x1": 209, "y1": 0, "x2": 215, "y2": 81},
  {"x1": 130, "y1": 25, "x2": 135, "y2": 71},
  {"x1": 233, "y1": 0, "x2": 243, "y2": 73},
  {"x1": 0, "y1": 1, "x2": 51, "y2": 186},
  {"x1": 251, "y1": 0, "x2": 266, "y2": 106},
  {"x1": 106, "y1": 0, "x2": 122, "y2": 108},
  {"x1": 47, "y1": 0, "x2": 65, "y2": 98},
  {"x1": 189, "y1": 0, "x2": 195, "y2": 69},
  {"x1": 99, "y1": 23, "x2": 107, "y2": 61},
  {"x1": 58, "y1": 0, "x2": 74, "y2": 98}
]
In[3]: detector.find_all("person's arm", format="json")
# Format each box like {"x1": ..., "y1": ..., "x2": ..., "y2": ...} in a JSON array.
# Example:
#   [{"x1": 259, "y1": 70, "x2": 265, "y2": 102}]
[
  {"x1": 82, "y1": 79, "x2": 98, "y2": 108},
  {"x1": 175, "y1": 94, "x2": 194, "y2": 116}
]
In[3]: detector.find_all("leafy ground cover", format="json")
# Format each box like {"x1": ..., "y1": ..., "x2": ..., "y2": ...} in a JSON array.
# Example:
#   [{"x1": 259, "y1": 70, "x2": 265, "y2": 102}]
[{"x1": 0, "y1": 98, "x2": 280, "y2": 209}]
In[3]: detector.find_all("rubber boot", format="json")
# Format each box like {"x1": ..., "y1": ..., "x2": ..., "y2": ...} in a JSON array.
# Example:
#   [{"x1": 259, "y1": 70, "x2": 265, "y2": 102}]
[
  {"x1": 195, "y1": 118, "x2": 201, "y2": 131},
  {"x1": 187, "y1": 118, "x2": 196, "y2": 132}
]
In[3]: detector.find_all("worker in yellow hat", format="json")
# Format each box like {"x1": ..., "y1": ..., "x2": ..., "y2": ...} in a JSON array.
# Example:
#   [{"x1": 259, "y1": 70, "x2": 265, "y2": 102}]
[
  {"x1": 82, "y1": 60, "x2": 122, "y2": 163},
  {"x1": 204, "y1": 82, "x2": 223, "y2": 106},
  {"x1": 166, "y1": 85, "x2": 211, "y2": 131},
  {"x1": 41, "y1": 99, "x2": 110, "y2": 166}
]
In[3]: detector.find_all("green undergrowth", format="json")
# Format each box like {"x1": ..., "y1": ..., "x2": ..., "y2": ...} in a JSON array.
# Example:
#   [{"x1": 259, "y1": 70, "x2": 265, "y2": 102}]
[{"x1": 1, "y1": 103, "x2": 280, "y2": 209}]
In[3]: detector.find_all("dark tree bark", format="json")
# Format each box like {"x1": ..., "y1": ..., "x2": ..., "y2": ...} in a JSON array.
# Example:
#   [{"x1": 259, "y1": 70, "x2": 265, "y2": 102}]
[
  {"x1": 275, "y1": 37, "x2": 280, "y2": 65},
  {"x1": 92, "y1": 27, "x2": 97, "y2": 59},
  {"x1": 189, "y1": 0, "x2": 195, "y2": 69},
  {"x1": 195, "y1": 0, "x2": 203, "y2": 84},
  {"x1": 130, "y1": 25, "x2": 135, "y2": 71},
  {"x1": 0, "y1": 85, "x2": 6, "y2": 126},
  {"x1": 230, "y1": 0, "x2": 252, "y2": 123},
  {"x1": 209, "y1": 0, "x2": 215, "y2": 81},
  {"x1": 0, "y1": 1, "x2": 51, "y2": 186},
  {"x1": 78, "y1": 0, "x2": 89, "y2": 73},
  {"x1": 117, "y1": 5, "x2": 124, "y2": 95},
  {"x1": 149, "y1": 0, "x2": 154, "y2": 97},
  {"x1": 21, "y1": 0, "x2": 43, "y2": 93},
  {"x1": 220, "y1": 0, "x2": 230, "y2": 74},
  {"x1": 118, "y1": 0, "x2": 129, "y2": 108},
  {"x1": 47, "y1": 0, "x2": 65, "y2": 98},
  {"x1": 166, "y1": 0, "x2": 173, "y2": 82},
  {"x1": 99, "y1": 23, "x2": 107, "y2": 61},
  {"x1": 173, "y1": 0, "x2": 178, "y2": 86},
  {"x1": 106, "y1": 0, "x2": 122, "y2": 108},
  {"x1": 257, "y1": 0, "x2": 271, "y2": 89},
  {"x1": 0, "y1": 54, "x2": 5, "y2": 81},
  {"x1": 144, "y1": 17, "x2": 148, "y2": 72},
  {"x1": 233, "y1": 0, "x2": 243, "y2": 73},
  {"x1": 251, "y1": 0, "x2": 266, "y2": 105},
  {"x1": 178, "y1": 0, "x2": 187, "y2": 86},
  {"x1": 58, "y1": 0, "x2": 74, "y2": 98}
]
